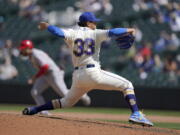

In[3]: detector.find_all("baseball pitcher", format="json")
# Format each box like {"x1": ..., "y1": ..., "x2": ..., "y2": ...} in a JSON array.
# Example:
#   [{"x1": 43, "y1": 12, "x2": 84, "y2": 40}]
[
  {"x1": 19, "y1": 40, "x2": 91, "y2": 115},
  {"x1": 22, "y1": 12, "x2": 153, "y2": 126}
]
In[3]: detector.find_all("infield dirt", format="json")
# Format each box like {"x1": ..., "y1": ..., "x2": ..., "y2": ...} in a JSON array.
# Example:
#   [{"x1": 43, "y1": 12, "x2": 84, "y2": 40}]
[{"x1": 0, "y1": 112, "x2": 180, "y2": 135}]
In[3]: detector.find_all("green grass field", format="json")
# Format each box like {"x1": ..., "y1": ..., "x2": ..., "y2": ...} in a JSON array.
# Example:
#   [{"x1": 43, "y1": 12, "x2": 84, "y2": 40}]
[{"x1": 0, "y1": 104, "x2": 180, "y2": 130}]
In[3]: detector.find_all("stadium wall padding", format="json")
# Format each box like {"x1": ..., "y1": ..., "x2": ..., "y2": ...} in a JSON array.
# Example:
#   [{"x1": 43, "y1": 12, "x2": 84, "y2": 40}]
[{"x1": 0, "y1": 84, "x2": 180, "y2": 110}]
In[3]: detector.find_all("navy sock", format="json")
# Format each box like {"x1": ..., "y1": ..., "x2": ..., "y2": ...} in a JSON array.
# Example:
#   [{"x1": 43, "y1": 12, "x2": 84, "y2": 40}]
[
  {"x1": 125, "y1": 94, "x2": 139, "y2": 113},
  {"x1": 35, "y1": 101, "x2": 54, "y2": 113}
]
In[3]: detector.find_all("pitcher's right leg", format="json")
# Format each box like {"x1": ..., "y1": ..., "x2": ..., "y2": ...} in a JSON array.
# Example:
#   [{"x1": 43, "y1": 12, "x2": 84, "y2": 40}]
[
  {"x1": 22, "y1": 86, "x2": 89, "y2": 115},
  {"x1": 60, "y1": 86, "x2": 89, "y2": 108}
]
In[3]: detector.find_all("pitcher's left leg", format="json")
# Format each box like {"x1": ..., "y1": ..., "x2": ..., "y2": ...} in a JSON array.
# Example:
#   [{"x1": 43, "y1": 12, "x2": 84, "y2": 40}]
[
  {"x1": 94, "y1": 70, "x2": 153, "y2": 126},
  {"x1": 95, "y1": 70, "x2": 138, "y2": 112}
]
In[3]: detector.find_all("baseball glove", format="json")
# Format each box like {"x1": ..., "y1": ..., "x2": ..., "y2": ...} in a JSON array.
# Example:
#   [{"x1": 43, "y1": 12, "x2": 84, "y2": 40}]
[{"x1": 115, "y1": 33, "x2": 135, "y2": 49}]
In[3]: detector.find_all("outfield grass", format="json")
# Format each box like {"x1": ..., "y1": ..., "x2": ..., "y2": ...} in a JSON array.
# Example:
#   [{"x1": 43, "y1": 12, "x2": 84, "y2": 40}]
[
  {"x1": 0, "y1": 104, "x2": 180, "y2": 130},
  {"x1": 100, "y1": 119, "x2": 180, "y2": 130},
  {"x1": 56, "y1": 107, "x2": 180, "y2": 117},
  {"x1": 0, "y1": 104, "x2": 180, "y2": 116}
]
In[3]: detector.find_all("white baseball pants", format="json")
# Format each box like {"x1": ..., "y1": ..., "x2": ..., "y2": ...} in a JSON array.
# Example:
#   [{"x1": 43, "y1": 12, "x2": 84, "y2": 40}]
[{"x1": 60, "y1": 66, "x2": 134, "y2": 108}]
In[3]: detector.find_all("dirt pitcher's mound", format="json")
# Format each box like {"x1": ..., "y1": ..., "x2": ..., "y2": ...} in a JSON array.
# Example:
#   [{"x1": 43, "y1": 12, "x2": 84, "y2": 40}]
[{"x1": 0, "y1": 113, "x2": 179, "y2": 135}]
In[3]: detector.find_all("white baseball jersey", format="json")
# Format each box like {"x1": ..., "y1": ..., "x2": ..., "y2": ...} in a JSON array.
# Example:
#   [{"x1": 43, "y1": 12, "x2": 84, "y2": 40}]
[
  {"x1": 30, "y1": 48, "x2": 60, "y2": 71},
  {"x1": 62, "y1": 27, "x2": 109, "y2": 67}
]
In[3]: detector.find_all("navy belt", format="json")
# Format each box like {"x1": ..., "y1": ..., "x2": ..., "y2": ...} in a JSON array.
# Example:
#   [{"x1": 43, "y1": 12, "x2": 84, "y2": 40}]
[{"x1": 74, "y1": 64, "x2": 95, "y2": 70}]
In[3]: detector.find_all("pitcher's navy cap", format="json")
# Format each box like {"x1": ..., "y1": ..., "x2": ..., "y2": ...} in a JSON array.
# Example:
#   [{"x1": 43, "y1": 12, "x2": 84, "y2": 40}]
[{"x1": 79, "y1": 12, "x2": 101, "y2": 23}]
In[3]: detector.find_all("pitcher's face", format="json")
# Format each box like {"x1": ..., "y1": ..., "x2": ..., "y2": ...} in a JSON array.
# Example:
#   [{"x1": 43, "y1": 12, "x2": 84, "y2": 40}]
[{"x1": 87, "y1": 21, "x2": 97, "y2": 30}]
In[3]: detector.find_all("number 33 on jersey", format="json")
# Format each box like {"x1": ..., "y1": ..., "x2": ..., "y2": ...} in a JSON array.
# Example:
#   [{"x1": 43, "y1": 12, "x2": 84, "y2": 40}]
[{"x1": 73, "y1": 38, "x2": 95, "y2": 57}]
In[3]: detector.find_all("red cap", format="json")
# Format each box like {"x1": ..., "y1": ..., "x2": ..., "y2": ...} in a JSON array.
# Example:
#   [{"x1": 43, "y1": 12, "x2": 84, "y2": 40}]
[{"x1": 19, "y1": 40, "x2": 34, "y2": 51}]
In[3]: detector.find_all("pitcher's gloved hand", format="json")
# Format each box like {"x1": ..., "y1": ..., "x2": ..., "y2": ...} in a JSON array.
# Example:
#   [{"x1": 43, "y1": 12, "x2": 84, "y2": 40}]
[{"x1": 115, "y1": 33, "x2": 135, "y2": 49}]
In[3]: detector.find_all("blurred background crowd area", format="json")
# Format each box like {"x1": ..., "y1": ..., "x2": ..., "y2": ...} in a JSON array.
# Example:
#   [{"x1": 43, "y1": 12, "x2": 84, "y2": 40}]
[{"x1": 0, "y1": 0, "x2": 180, "y2": 88}]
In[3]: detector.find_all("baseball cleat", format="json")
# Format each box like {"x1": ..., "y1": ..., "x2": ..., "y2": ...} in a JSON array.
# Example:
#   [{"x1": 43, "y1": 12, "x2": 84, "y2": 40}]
[
  {"x1": 129, "y1": 111, "x2": 153, "y2": 127},
  {"x1": 22, "y1": 107, "x2": 38, "y2": 115}
]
